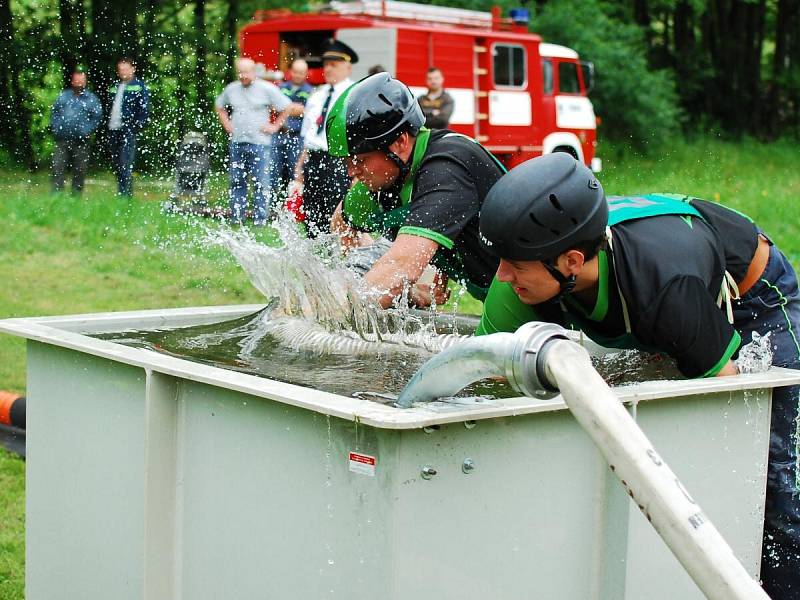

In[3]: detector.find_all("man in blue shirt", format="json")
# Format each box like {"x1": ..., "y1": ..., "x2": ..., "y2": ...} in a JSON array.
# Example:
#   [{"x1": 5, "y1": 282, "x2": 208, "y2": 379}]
[
  {"x1": 270, "y1": 59, "x2": 313, "y2": 200},
  {"x1": 50, "y1": 67, "x2": 101, "y2": 195},
  {"x1": 107, "y1": 57, "x2": 150, "y2": 197}
]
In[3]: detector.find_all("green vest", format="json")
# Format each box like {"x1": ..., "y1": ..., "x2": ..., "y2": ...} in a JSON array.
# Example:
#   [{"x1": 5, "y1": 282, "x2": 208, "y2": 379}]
[
  {"x1": 343, "y1": 130, "x2": 506, "y2": 300},
  {"x1": 478, "y1": 193, "x2": 707, "y2": 347},
  {"x1": 607, "y1": 193, "x2": 702, "y2": 226}
]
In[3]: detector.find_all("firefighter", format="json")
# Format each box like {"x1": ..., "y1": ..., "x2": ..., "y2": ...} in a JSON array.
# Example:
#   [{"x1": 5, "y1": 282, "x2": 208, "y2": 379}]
[
  {"x1": 293, "y1": 40, "x2": 357, "y2": 237},
  {"x1": 477, "y1": 152, "x2": 800, "y2": 598},
  {"x1": 325, "y1": 73, "x2": 504, "y2": 308}
]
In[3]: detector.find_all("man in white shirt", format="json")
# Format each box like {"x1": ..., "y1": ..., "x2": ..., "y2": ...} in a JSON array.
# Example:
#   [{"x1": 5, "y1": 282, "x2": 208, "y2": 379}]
[
  {"x1": 215, "y1": 58, "x2": 302, "y2": 225},
  {"x1": 292, "y1": 40, "x2": 358, "y2": 237}
]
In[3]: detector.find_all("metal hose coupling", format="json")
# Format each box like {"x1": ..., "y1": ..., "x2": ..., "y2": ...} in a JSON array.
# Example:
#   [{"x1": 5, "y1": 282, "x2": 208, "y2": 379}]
[
  {"x1": 504, "y1": 322, "x2": 569, "y2": 398},
  {"x1": 396, "y1": 321, "x2": 570, "y2": 408}
]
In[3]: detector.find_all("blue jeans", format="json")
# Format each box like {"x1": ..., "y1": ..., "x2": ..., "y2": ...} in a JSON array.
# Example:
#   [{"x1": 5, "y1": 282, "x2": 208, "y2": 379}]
[
  {"x1": 108, "y1": 130, "x2": 136, "y2": 196},
  {"x1": 732, "y1": 244, "x2": 800, "y2": 597},
  {"x1": 229, "y1": 142, "x2": 270, "y2": 224},
  {"x1": 269, "y1": 132, "x2": 302, "y2": 197}
]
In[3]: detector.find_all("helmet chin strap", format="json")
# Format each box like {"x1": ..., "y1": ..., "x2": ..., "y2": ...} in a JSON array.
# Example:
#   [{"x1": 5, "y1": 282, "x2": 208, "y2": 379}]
[
  {"x1": 386, "y1": 150, "x2": 412, "y2": 182},
  {"x1": 543, "y1": 260, "x2": 577, "y2": 302}
]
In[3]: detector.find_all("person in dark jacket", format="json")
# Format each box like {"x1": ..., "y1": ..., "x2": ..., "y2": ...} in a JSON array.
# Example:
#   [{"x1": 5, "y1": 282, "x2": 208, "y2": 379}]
[
  {"x1": 269, "y1": 59, "x2": 313, "y2": 199},
  {"x1": 417, "y1": 67, "x2": 454, "y2": 129},
  {"x1": 107, "y1": 57, "x2": 150, "y2": 197},
  {"x1": 50, "y1": 67, "x2": 102, "y2": 195}
]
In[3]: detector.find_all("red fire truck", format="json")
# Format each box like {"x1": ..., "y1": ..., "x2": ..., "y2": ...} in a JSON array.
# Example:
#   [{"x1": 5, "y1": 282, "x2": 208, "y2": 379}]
[{"x1": 240, "y1": 0, "x2": 601, "y2": 171}]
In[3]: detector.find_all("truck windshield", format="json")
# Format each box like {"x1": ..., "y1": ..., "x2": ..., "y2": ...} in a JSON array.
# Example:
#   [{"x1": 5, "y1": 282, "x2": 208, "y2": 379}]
[{"x1": 558, "y1": 61, "x2": 581, "y2": 94}]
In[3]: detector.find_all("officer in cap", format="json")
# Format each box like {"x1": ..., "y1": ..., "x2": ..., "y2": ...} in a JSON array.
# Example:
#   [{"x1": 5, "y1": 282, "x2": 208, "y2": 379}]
[
  {"x1": 326, "y1": 72, "x2": 505, "y2": 308},
  {"x1": 292, "y1": 39, "x2": 358, "y2": 237},
  {"x1": 477, "y1": 152, "x2": 800, "y2": 597}
]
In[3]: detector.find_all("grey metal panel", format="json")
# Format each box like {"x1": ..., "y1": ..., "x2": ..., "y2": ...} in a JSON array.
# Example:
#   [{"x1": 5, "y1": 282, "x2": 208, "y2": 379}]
[
  {"x1": 174, "y1": 381, "x2": 396, "y2": 599},
  {"x1": 623, "y1": 390, "x2": 771, "y2": 599},
  {"x1": 390, "y1": 412, "x2": 603, "y2": 598},
  {"x1": 25, "y1": 343, "x2": 147, "y2": 600},
  {"x1": 337, "y1": 28, "x2": 398, "y2": 80}
]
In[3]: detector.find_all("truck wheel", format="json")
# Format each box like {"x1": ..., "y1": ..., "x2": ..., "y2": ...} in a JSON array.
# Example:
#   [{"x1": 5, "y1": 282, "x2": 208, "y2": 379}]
[{"x1": 552, "y1": 146, "x2": 579, "y2": 160}]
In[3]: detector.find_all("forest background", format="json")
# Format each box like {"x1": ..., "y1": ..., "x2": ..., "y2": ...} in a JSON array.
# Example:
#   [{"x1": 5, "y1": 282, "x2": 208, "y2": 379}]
[{"x1": 0, "y1": 0, "x2": 799, "y2": 172}]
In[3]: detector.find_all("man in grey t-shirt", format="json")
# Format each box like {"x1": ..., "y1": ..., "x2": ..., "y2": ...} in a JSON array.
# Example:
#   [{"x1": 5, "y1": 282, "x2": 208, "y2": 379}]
[{"x1": 215, "y1": 58, "x2": 302, "y2": 224}]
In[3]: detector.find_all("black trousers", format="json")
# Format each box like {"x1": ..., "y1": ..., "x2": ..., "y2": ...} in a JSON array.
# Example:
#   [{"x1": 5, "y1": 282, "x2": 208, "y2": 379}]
[
  {"x1": 303, "y1": 149, "x2": 350, "y2": 237},
  {"x1": 52, "y1": 138, "x2": 90, "y2": 194}
]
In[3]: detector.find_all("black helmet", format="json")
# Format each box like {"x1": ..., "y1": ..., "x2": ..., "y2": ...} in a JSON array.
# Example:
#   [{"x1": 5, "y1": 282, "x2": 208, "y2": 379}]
[
  {"x1": 480, "y1": 153, "x2": 608, "y2": 262},
  {"x1": 327, "y1": 73, "x2": 425, "y2": 157}
]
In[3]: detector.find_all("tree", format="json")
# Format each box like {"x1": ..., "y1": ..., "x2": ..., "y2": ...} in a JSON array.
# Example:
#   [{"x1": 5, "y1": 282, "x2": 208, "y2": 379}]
[
  {"x1": 0, "y1": 0, "x2": 35, "y2": 167},
  {"x1": 535, "y1": 0, "x2": 683, "y2": 149}
]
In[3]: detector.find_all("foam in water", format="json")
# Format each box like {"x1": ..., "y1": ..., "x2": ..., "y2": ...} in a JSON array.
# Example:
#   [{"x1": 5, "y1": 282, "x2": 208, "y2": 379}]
[{"x1": 736, "y1": 331, "x2": 774, "y2": 374}]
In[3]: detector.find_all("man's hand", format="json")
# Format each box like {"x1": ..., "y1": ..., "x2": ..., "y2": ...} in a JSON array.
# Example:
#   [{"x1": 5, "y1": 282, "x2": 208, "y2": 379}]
[
  {"x1": 410, "y1": 282, "x2": 450, "y2": 308},
  {"x1": 364, "y1": 234, "x2": 440, "y2": 309},
  {"x1": 269, "y1": 103, "x2": 304, "y2": 133},
  {"x1": 215, "y1": 106, "x2": 233, "y2": 135},
  {"x1": 331, "y1": 201, "x2": 369, "y2": 252},
  {"x1": 286, "y1": 102, "x2": 304, "y2": 117},
  {"x1": 715, "y1": 360, "x2": 739, "y2": 377},
  {"x1": 410, "y1": 270, "x2": 450, "y2": 307}
]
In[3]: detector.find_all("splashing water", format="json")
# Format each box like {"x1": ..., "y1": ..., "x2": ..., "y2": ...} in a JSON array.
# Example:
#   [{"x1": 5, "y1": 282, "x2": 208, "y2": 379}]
[
  {"x1": 735, "y1": 331, "x2": 774, "y2": 374},
  {"x1": 203, "y1": 212, "x2": 464, "y2": 356},
  {"x1": 205, "y1": 214, "x2": 368, "y2": 331}
]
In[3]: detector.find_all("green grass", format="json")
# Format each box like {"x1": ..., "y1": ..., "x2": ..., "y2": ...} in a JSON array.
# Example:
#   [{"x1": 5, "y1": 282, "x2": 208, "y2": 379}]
[
  {"x1": 0, "y1": 448, "x2": 24, "y2": 600},
  {"x1": 0, "y1": 136, "x2": 798, "y2": 598},
  {"x1": 598, "y1": 137, "x2": 800, "y2": 264},
  {"x1": 0, "y1": 171, "x2": 276, "y2": 393}
]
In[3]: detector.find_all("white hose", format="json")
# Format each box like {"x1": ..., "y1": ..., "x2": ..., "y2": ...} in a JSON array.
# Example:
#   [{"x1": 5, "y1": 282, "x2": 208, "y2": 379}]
[
  {"x1": 543, "y1": 339, "x2": 768, "y2": 600},
  {"x1": 241, "y1": 316, "x2": 465, "y2": 358}
]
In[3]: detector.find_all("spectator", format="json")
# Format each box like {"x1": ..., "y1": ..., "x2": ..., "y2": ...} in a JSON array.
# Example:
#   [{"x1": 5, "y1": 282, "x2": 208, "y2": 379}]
[
  {"x1": 50, "y1": 66, "x2": 101, "y2": 195},
  {"x1": 215, "y1": 57, "x2": 302, "y2": 225},
  {"x1": 417, "y1": 67, "x2": 454, "y2": 129},
  {"x1": 293, "y1": 39, "x2": 357, "y2": 237},
  {"x1": 367, "y1": 64, "x2": 386, "y2": 76},
  {"x1": 270, "y1": 59, "x2": 312, "y2": 199},
  {"x1": 107, "y1": 57, "x2": 150, "y2": 197}
]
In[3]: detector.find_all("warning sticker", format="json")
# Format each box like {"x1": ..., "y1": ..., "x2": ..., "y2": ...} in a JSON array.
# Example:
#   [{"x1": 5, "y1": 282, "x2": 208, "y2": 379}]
[{"x1": 349, "y1": 451, "x2": 376, "y2": 477}]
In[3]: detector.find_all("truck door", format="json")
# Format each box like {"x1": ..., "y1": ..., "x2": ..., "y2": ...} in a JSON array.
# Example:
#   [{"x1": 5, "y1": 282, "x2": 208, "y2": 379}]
[
  {"x1": 553, "y1": 59, "x2": 596, "y2": 131},
  {"x1": 487, "y1": 41, "x2": 532, "y2": 161}
]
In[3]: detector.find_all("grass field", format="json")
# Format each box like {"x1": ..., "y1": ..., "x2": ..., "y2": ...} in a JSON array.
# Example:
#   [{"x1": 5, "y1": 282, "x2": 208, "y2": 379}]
[{"x1": 0, "y1": 136, "x2": 798, "y2": 598}]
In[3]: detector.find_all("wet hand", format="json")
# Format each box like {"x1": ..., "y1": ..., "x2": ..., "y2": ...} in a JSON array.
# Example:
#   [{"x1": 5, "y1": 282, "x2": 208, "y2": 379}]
[
  {"x1": 287, "y1": 102, "x2": 304, "y2": 117},
  {"x1": 410, "y1": 283, "x2": 450, "y2": 308}
]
